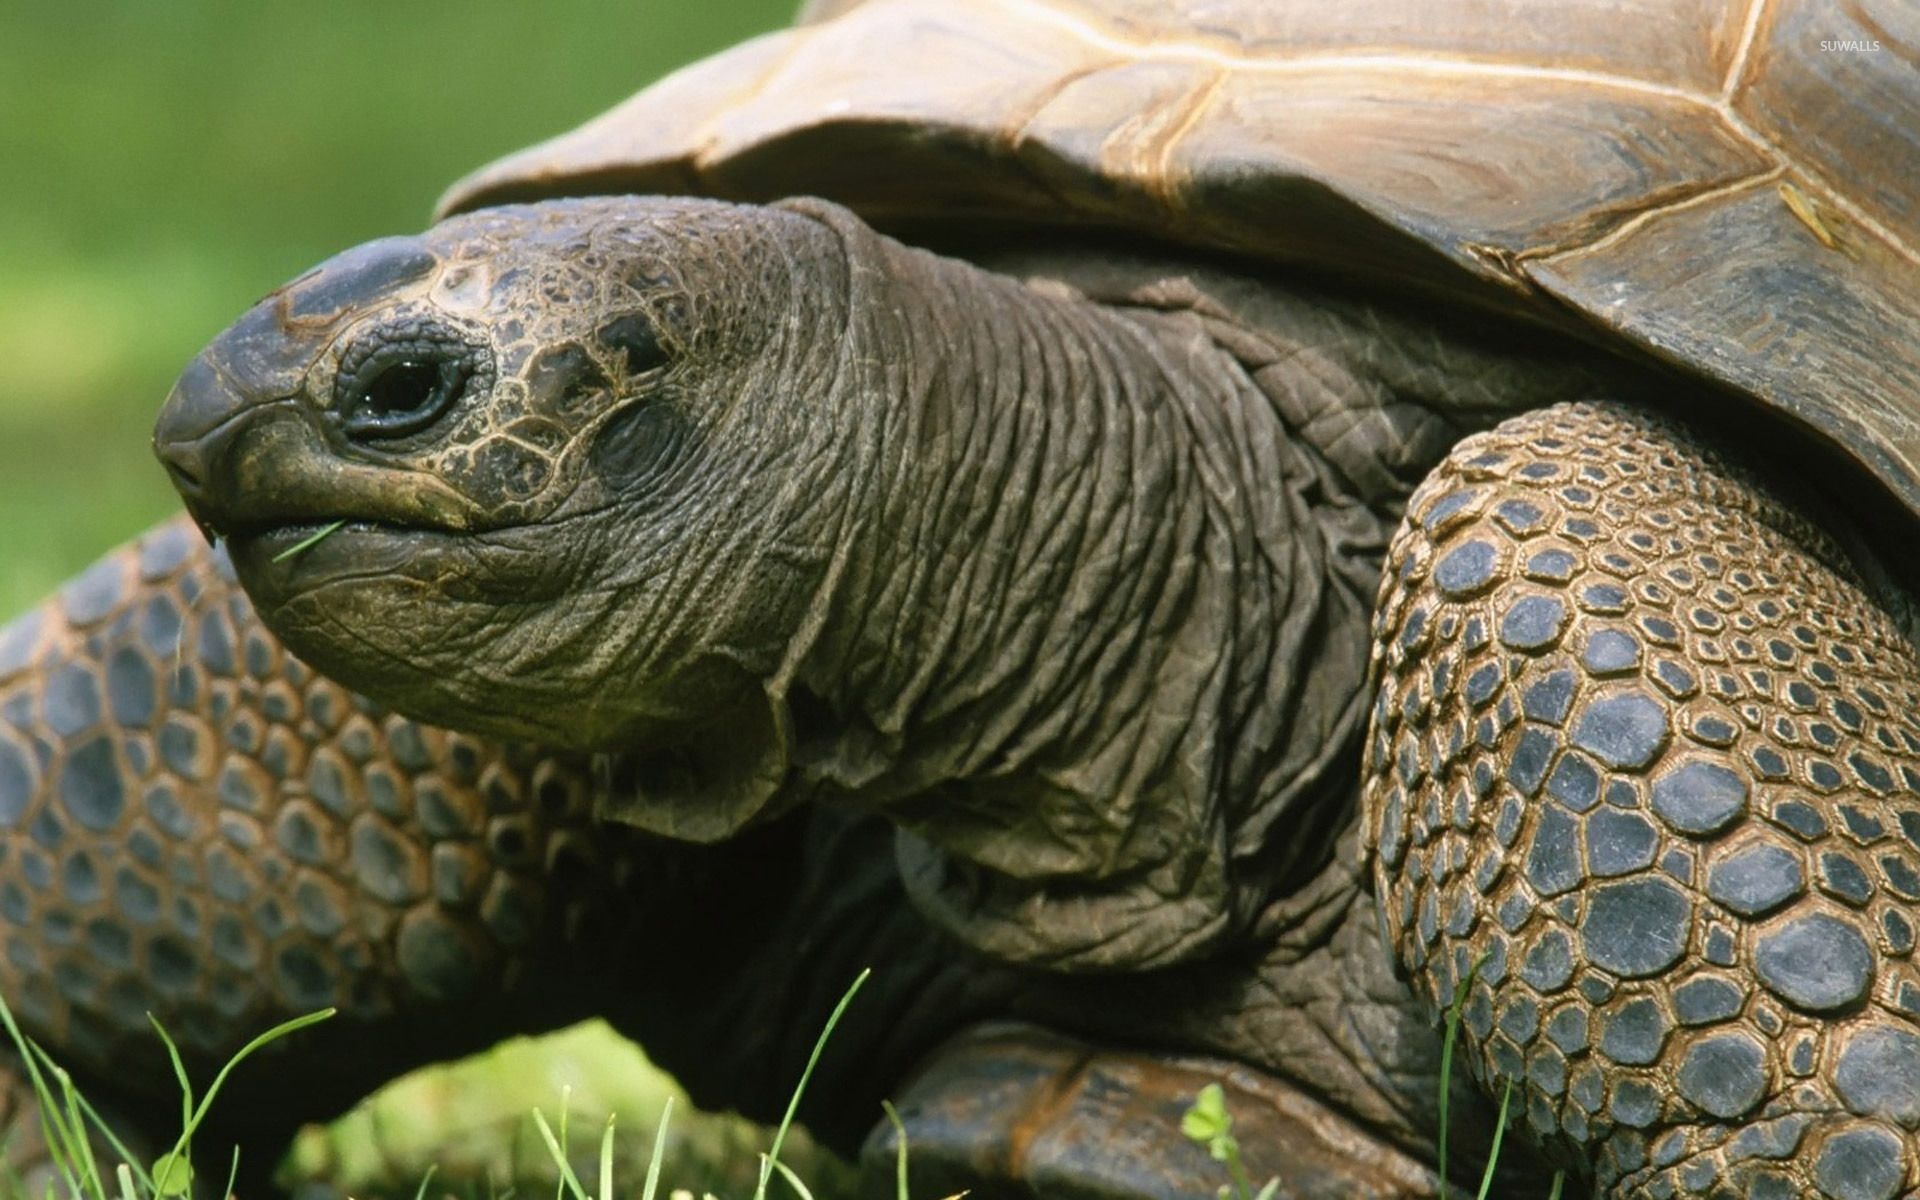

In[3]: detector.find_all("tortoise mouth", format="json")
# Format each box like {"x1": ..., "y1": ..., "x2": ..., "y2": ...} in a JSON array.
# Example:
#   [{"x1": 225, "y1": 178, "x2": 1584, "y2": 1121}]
[
  {"x1": 242, "y1": 516, "x2": 438, "y2": 548},
  {"x1": 221, "y1": 513, "x2": 566, "y2": 617},
  {"x1": 223, "y1": 516, "x2": 464, "y2": 576}
]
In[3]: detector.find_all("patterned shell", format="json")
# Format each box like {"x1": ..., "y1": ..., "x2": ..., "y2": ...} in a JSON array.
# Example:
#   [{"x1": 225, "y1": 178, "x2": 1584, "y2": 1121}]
[{"x1": 440, "y1": 0, "x2": 1920, "y2": 516}]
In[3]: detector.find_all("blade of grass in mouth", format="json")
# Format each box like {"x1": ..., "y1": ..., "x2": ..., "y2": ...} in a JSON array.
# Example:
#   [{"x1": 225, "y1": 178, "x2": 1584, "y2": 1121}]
[{"x1": 272, "y1": 520, "x2": 347, "y2": 562}]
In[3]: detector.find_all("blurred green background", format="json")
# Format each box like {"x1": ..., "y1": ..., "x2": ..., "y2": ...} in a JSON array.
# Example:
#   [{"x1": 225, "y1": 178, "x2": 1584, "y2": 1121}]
[
  {"x1": 0, "y1": 2, "x2": 856, "y2": 1194},
  {"x1": 0, "y1": 0, "x2": 794, "y2": 615}
]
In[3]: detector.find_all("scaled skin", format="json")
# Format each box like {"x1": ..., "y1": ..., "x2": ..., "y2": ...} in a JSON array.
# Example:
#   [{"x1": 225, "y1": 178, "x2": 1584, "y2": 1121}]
[
  {"x1": 144, "y1": 193, "x2": 1920, "y2": 1197},
  {"x1": 1370, "y1": 404, "x2": 1920, "y2": 1197}
]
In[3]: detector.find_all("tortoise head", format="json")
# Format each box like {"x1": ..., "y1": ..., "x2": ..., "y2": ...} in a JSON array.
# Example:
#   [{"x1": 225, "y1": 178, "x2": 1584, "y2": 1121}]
[{"x1": 154, "y1": 197, "x2": 860, "y2": 794}]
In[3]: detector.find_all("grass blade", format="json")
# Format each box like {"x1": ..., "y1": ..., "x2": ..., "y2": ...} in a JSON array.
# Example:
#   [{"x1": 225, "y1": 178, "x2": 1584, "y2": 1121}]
[
  {"x1": 754, "y1": 967, "x2": 871, "y2": 1200},
  {"x1": 639, "y1": 1100, "x2": 670, "y2": 1200},
  {"x1": 0, "y1": 990, "x2": 95, "y2": 1200},
  {"x1": 414, "y1": 1163, "x2": 440, "y2": 1200},
  {"x1": 144, "y1": 1012, "x2": 196, "y2": 1193},
  {"x1": 1473, "y1": 1080, "x2": 1514, "y2": 1200},
  {"x1": 880, "y1": 1100, "x2": 909, "y2": 1200},
  {"x1": 52, "y1": 1063, "x2": 106, "y2": 1200},
  {"x1": 555, "y1": 1089, "x2": 571, "y2": 1200},
  {"x1": 145, "y1": 1014, "x2": 195, "y2": 1131},
  {"x1": 56, "y1": 1073, "x2": 155, "y2": 1194},
  {"x1": 15, "y1": 1046, "x2": 89, "y2": 1200},
  {"x1": 599, "y1": 1113, "x2": 614, "y2": 1200},
  {"x1": 764, "y1": 1157, "x2": 815, "y2": 1200},
  {"x1": 154, "y1": 1007, "x2": 335, "y2": 1192},
  {"x1": 530, "y1": 1109, "x2": 590, "y2": 1200},
  {"x1": 272, "y1": 521, "x2": 346, "y2": 562},
  {"x1": 1547, "y1": 1169, "x2": 1565, "y2": 1200},
  {"x1": 1436, "y1": 953, "x2": 1487, "y2": 1200},
  {"x1": 186, "y1": 1008, "x2": 335, "y2": 1132}
]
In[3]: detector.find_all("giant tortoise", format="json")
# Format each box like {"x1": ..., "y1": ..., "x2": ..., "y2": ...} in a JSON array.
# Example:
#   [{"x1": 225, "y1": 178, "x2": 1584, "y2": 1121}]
[{"x1": 4, "y1": 0, "x2": 1918, "y2": 1196}]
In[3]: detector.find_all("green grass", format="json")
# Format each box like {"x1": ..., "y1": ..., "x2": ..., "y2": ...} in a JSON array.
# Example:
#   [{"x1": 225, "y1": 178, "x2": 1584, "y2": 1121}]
[
  {"x1": 0, "y1": 967, "x2": 1147, "y2": 1200},
  {"x1": 1174, "y1": 1004, "x2": 1569, "y2": 1200},
  {"x1": 0, "y1": 976, "x2": 866, "y2": 1200},
  {"x1": 1179, "y1": 1085, "x2": 1277, "y2": 1200},
  {"x1": 282, "y1": 1022, "x2": 858, "y2": 1200},
  {"x1": 1434, "y1": 959, "x2": 1568, "y2": 1200},
  {"x1": 270, "y1": 521, "x2": 345, "y2": 563},
  {"x1": 0, "y1": 908, "x2": 1565, "y2": 1200},
  {"x1": 0, "y1": 969, "x2": 1283, "y2": 1200},
  {"x1": 0, "y1": 987, "x2": 333, "y2": 1200}
]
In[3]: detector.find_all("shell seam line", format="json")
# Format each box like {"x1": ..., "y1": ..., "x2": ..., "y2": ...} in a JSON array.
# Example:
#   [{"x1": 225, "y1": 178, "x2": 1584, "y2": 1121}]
[
  {"x1": 1003, "y1": 0, "x2": 1918, "y2": 269},
  {"x1": 1006, "y1": 0, "x2": 1731, "y2": 107},
  {"x1": 1721, "y1": 0, "x2": 1773, "y2": 97},
  {"x1": 1003, "y1": 61, "x2": 1115, "y2": 158},
  {"x1": 1525, "y1": 165, "x2": 1785, "y2": 267},
  {"x1": 1143, "y1": 69, "x2": 1227, "y2": 214},
  {"x1": 991, "y1": 61, "x2": 1122, "y2": 216}
]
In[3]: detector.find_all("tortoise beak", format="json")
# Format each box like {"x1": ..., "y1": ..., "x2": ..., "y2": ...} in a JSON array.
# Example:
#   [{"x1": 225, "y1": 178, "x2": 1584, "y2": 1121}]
[
  {"x1": 154, "y1": 353, "x2": 483, "y2": 554},
  {"x1": 153, "y1": 263, "x2": 338, "y2": 536},
  {"x1": 153, "y1": 234, "x2": 480, "y2": 547},
  {"x1": 153, "y1": 354, "x2": 277, "y2": 539}
]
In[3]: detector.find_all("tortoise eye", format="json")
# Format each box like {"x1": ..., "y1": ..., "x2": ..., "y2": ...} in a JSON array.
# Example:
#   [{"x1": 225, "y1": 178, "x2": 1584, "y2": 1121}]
[{"x1": 343, "y1": 357, "x2": 467, "y2": 440}]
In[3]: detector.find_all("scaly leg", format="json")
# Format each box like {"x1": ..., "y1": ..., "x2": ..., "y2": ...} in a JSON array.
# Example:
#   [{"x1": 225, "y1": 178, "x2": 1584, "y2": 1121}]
[
  {"x1": 1369, "y1": 401, "x2": 1920, "y2": 1198},
  {"x1": 0, "y1": 518, "x2": 710, "y2": 1188}
]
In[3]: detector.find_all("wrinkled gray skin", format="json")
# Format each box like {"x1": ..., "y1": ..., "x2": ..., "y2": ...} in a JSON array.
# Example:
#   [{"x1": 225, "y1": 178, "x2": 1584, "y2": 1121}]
[
  {"x1": 158, "y1": 195, "x2": 1590, "y2": 955},
  {"x1": 150, "y1": 195, "x2": 1675, "y2": 1193}
]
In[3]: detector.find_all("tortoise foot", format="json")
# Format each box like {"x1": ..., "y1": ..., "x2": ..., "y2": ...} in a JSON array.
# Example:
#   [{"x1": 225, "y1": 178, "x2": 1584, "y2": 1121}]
[{"x1": 862, "y1": 1022, "x2": 1440, "y2": 1199}]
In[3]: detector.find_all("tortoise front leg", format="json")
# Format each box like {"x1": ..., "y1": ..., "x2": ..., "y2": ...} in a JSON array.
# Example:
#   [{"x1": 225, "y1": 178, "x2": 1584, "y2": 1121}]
[{"x1": 1369, "y1": 401, "x2": 1920, "y2": 1198}]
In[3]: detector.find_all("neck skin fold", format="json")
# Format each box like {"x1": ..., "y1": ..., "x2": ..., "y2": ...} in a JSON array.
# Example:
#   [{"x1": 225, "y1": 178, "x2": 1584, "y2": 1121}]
[{"x1": 784, "y1": 214, "x2": 1390, "y2": 971}]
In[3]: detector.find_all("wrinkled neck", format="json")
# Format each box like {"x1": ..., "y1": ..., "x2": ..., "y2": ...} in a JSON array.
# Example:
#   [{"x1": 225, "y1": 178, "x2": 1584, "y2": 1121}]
[{"x1": 793, "y1": 232, "x2": 1388, "y2": 969}]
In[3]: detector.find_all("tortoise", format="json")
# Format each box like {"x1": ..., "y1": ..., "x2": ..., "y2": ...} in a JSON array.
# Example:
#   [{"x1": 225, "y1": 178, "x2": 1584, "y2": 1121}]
[{"x1": 4, "y1": 0, "x2": 1919, "y2": 1195}]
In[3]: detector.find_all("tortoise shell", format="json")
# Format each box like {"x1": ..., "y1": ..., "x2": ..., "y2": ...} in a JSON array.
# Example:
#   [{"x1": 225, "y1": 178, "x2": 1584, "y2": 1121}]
[{"x1": 440, "y1": 0, "x2": 1920, "y2": 515}]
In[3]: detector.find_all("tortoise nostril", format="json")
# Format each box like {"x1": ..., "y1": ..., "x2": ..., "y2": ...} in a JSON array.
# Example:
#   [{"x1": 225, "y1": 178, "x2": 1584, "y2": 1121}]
[
  {"x1": 156, "y1": 441, "x2": 207, "y2": 501},
  {"x1": 155, "y1": 354, "x2": 249, "y2": 504}
]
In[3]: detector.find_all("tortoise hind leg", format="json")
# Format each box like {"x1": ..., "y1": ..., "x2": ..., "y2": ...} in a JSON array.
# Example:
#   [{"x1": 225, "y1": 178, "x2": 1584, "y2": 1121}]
[
  {"x1": 865, "y1": 1022, "x2": 1442, "y2": 1199},
  {"x1": 1368, "y1": 400, "x2": 1920, "y2": 1198},
  {"x1": 0, "y1": 521, "x2": 687, "y2": 1191}
]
